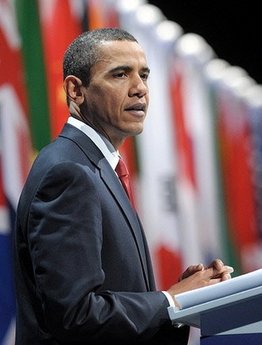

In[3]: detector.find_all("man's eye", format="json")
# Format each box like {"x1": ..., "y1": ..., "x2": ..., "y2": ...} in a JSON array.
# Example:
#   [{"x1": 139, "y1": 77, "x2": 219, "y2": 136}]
[
  {"x1": 114, "y1": 72, "x2": 126, "y2": 78},
  {"x1": 140, "y1": 73, "x2": 149, "y2": 81}
]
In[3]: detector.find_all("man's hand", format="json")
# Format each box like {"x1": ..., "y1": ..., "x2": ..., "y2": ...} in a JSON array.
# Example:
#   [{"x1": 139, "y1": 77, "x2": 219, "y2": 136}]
[{"x1": 167, "y1": 259, "x2": 234, "y2": 303}]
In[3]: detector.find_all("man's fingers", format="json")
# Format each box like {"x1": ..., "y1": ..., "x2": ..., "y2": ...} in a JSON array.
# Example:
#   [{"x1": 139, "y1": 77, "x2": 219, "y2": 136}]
[
  {"x1": 180, "y1": 263, "x2": 205, "y2": 280},
  {"x1": 209, "y1": 258, "x2": 224, "y2": 270},
  {"x1": 180, "y1": 261, "x2": 234, "y2": 282},
  {"x1": 223, "y1": 265, "x2": 234, "y2": 274},
  {"x1": 221, "y1": 273, "x2": 232, "y2": 281},
  {"x1": 212, "y1": 265, "x2": 234, "y2": 279}
]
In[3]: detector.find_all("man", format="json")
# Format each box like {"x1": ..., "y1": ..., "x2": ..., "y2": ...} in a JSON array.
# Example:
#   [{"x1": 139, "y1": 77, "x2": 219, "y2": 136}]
[{"x1": 14, "y1": 28, "x2": 233, "y2": 345}]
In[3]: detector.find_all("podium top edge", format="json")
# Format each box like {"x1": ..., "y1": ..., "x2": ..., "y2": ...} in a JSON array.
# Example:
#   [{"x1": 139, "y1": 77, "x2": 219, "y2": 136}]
[{"x1": 168, "y1": 285, "x2": 262, "y2": 327}]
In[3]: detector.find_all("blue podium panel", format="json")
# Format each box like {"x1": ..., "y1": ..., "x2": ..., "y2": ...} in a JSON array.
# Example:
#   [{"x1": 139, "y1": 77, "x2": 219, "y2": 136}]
[
  {"x1": 201, "y1": 333, "x2": 262, "y2": 345},
  {"x1": 200, "y1": 292, "x2": 262, "y2": 335}
]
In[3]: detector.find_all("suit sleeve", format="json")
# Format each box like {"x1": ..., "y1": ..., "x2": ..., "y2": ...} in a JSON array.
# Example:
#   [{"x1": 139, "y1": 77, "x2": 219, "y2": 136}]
[{"x1": 28, "y1": 161, "x2": 189, "y2": 344}]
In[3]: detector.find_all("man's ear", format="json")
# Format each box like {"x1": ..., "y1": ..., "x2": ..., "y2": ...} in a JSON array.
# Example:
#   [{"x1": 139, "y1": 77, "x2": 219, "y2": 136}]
[{"x1": 63, "y1": 75, "x2": 84, "y2": 105}]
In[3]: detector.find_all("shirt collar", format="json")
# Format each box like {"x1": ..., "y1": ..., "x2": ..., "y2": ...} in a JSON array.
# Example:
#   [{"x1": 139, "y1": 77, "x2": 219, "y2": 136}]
[{"x1": 67, "y1": 116, "x2": 119, "y2": 170}]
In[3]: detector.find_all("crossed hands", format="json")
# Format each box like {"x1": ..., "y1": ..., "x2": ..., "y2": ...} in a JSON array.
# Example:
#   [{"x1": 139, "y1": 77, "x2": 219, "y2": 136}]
[{"x1": 167, "y1": 259, "x2": 234, "y2": 303}]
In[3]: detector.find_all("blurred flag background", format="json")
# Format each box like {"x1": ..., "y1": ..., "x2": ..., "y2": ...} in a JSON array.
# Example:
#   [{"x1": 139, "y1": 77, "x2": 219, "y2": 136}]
[{"x1": 0, "y1": 0, "x2": 261, "y2": 344}]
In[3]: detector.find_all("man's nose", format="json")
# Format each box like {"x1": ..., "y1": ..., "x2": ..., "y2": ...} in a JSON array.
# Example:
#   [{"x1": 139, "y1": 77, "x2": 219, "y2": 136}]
[{"x1": 129, "y1": 76, "x2": 148, "y2": 97}]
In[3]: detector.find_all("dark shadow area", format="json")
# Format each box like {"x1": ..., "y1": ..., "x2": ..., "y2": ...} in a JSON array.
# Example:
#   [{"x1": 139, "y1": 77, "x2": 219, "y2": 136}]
[{"x1": 148, "y1": 1, "x2": 262, "y2": 84}]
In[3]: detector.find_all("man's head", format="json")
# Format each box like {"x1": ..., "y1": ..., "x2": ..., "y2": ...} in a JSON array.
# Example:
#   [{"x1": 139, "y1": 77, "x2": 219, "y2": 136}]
[
  {"x1": 63, "y1": 28, "x2": 138, "y2": 87},
  {"x1": 63, "y1": 28, "x2": 150, "y2": 149}
]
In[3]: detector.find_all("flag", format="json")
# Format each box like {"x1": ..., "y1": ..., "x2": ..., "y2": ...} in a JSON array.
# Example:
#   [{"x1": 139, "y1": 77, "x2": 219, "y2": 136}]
[
  {"x1": 38, "y1": 0, "x2": 83, "y2": 139},
  {"x1": 15, "y1": 0, "x2": 50, "y2": 152},
  {"x1": 245, "y1": 84, "x2": 262, "y2": 234},
  {"x1": 241, "y1": 84, "x2": 262, "y2": 270},
  {"x1": 203, "y1": 58, "x2": 240, "y2": 271},
  {"x1": 87, "y1": 0, "x2": 120, "y2": 30},
  {"x1": 119, "y1": 2, "x2": 185, "y2": 289},
  {"x1": 169, "y1": 58, "x2": 202, "y2": 267},
  {"x1": 87, "y1": 0, "x2": 106, "y2": 29},
  {"x1": 215, "y1": 67, "x2": 259, "y2": 273},
  {"x1": 169, "y1": 34, "x2": 224, "y2": 268},
  {"x1": 0, "y1": 1, "x2": 33, "y2": 343},
  {"x1": 0, "y1": 174, "x2": 15, "y2": 345}
]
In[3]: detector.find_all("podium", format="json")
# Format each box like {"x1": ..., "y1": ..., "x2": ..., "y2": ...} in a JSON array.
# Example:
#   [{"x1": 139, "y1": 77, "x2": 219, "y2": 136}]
[{"x1": 168, "y1": 269, "x2": 262, "y2": 344}]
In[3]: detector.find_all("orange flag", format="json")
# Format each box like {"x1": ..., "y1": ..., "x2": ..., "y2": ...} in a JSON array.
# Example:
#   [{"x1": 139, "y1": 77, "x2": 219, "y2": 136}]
[
  {"x1": 38, "y1": 0, "x2": 83, "y2": 139},
  {"x1": 87, "y1": 0, "x2": 119, "y2": 29}
]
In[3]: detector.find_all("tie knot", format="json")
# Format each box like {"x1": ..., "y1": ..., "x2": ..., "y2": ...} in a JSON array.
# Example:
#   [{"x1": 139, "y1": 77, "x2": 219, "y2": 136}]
[{"x1": 115, "y1": 157, "x2": 129, "y2": 178}]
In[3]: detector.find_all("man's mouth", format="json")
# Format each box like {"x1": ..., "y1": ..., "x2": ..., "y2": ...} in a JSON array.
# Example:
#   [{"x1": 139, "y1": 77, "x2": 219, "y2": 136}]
[{"x1": 125, "y1": 103, "x2": 146, "y2": 114}]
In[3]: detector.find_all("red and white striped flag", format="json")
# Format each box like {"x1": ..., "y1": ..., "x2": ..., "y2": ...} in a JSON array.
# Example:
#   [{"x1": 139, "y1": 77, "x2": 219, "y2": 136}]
[
  {"x1": 0, "y1": 1, "x2": 32, "y2": 344},
  {"x1": 169, "y1": 34, "x2": 226, "y2": 268}
]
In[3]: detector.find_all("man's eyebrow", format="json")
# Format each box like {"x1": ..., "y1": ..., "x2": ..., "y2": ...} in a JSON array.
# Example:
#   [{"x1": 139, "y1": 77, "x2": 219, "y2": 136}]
[
  {"x1": 109, "y1": 65, "x2": 132, "y2": 73},
  {"x1": 109, "y1": 65, "x2": 150, "y2": 74}
]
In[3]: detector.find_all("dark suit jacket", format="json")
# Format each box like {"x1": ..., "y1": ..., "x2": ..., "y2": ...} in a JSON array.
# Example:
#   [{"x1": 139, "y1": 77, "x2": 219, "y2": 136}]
[{"x1": 14, "y1": 124, "x2": 189, "y2": 344}]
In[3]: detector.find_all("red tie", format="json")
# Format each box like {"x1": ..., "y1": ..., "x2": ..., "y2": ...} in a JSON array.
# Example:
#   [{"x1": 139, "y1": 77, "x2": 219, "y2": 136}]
[{"x1": 115, "y1": 157, "x2": 135, "y2": 208}]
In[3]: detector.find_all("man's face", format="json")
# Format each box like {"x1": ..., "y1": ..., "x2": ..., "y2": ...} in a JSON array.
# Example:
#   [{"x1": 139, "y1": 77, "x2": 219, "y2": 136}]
[{"x1": 81, "y1": 40, "x2": 150, "y2": 148}]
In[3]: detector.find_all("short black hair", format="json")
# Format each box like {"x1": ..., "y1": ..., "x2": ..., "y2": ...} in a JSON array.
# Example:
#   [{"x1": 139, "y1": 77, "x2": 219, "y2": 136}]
[{"x1": 63, "y1": 28, "x2": 138, "y2": 86}]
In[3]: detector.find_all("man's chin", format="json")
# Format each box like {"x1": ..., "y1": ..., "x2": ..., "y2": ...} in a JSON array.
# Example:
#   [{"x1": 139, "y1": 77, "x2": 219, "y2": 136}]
[{"x1": 130, "y1": 124, "x2": 144, "y2": 136}]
